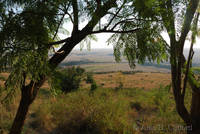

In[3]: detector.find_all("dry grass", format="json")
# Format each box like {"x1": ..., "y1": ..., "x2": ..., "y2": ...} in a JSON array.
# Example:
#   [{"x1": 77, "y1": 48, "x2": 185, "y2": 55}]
[
  {"x1": 0, "y1": 70, "x2": 189, "y2": 134},
  {"x1": 82, "y1": 72, "x2": 171, "y2": 90},
  {"x1": 1, "y1": 72, "x2": 171, "y2": 90}
]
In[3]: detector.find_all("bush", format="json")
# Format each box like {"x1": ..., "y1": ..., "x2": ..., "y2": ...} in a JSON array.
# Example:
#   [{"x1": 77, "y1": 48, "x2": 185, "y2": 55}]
[
  {"x1": 50, "y1": 66, "x2": 85, "y2": 93},
  {"x1": 86, "y1": 72, "x2": 94, "y2": 83},
  {"x1": 90, "y1": 81, "x2": 97, "y2": 92}
]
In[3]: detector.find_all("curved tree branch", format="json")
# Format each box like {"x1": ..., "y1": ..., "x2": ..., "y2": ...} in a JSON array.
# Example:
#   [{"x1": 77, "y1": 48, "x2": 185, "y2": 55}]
[{"x1": 90, "y1": 28, "x2": 140, "y2": 34}]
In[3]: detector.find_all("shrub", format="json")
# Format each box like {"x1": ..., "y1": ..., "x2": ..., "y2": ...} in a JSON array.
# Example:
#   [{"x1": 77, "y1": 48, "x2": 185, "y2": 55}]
[
  {"x1": 90, "y1": 81, "x2": 97, "y2": 92},
  {"x1": 86, "y1": 72, "x2": 94, "y2": 83},
  {"x1": 50, "y1": 66, "x2": 85, "y2": 93}
]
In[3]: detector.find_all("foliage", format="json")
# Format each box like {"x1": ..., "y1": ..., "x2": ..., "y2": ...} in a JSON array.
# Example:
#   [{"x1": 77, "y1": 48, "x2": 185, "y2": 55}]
[
  {"x1": 50, "y1": 66, "x2": 85, "y2": 94},
  {"x1": 0, "y1": 0, "x2": 64, "y2": 100},
  {"x1": 0, "y1": 0, "x2": 158, "y2": 102},
  {"x1": 85, "y1": 72, "x2": 98, "y2": 92},
  {"x1": 86, "y1": 72, "x2": 94, "y2": 84},
  {"x1": 108, "y1": 20, "x2": 169, "y2": 68},
  {"x1": 90, "y1": 81, "x2": 98, "y2": 92}
]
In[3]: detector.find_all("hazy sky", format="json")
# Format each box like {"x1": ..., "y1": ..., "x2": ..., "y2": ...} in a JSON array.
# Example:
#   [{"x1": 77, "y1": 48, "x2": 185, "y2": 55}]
[
  {"x1": 73, "y1": 32, "x2": 200, "y2": 50},
  {"x1": 60, "y1": 22, "x2": 200, "y2": 50}
]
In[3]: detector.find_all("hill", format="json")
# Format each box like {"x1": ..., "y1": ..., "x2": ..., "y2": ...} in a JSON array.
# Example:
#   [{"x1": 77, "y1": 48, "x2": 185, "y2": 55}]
[{"x1": 59, "y1": 48, "x2": 200, "y2": 73}]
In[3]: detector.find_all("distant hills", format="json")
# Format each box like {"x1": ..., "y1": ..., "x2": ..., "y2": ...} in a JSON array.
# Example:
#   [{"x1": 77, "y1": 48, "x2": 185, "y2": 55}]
[{"x1": 59, "y1": 48, "x2": 200, "y2": 73}]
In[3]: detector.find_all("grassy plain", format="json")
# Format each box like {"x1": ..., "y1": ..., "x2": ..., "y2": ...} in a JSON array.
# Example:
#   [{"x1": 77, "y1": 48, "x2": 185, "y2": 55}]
[
  {"x1": 0, "y1": 71, "x2": 191, "y2": 134},
  {"x1": 0, "y1": 49, "x2": 194, "y2": 134}
]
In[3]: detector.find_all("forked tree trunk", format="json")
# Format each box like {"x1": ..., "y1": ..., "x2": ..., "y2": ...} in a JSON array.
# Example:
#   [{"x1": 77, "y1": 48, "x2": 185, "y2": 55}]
[{"x1": 9, "y1": 78, "x2": 45, "y2": 134}]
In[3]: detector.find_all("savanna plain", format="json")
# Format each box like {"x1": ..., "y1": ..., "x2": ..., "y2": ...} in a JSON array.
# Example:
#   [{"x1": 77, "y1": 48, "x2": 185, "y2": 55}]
[{"x1": 0, "y1": 49, "x2": 197, "y2": 134}]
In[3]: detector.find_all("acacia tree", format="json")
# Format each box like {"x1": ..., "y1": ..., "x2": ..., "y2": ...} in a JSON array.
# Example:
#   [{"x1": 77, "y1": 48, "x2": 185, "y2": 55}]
[
  {"x1": 0, "y1": 0, "x2": 168, "y2": 134},
  {"x1": 113, "y1": 0, "x2": 200, "y2": 133}
]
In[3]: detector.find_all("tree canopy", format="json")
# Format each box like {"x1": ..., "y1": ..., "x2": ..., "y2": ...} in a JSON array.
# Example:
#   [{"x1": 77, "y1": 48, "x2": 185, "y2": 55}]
[
  {"x1": 1, "y1": 0, "x2": 200, "y2": 134},
  {"x1": 0, "y1": 0, "x2": 169, "y2": 95}
]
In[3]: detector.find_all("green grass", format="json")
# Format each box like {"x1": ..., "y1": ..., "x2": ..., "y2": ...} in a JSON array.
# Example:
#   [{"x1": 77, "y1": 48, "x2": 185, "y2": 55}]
[{"x1": 0, "y1": 84, "x2": 192, "y2": 134}]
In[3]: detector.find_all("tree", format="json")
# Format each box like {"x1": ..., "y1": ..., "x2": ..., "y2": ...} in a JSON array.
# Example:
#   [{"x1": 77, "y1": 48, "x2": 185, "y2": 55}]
[
  {"x1": 0, "y1": 0, "x2": 168, "y2": 134},
  {"x1": 113, "y1": 0, "x2": 200, "y2": 133},
  {"x1": 51, "y1": 66, "x2": 85, "y2": 93}
]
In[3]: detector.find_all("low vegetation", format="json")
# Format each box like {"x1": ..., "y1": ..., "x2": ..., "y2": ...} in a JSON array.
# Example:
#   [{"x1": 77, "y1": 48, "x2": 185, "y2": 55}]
[
  {"x1": 50, "y1": 67, "x2": 85, "y2": 93},
  {"x1": 0, "y1": 71, "x2": 191, "y2": 134}
]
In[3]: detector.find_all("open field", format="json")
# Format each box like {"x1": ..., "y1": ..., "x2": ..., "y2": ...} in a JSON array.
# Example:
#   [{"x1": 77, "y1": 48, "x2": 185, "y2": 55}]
[
  {"x1": 79, "y1": 63, "x2": 170, "y2": 73},
  {"x1": 0, "y1": 72, "x2": 188, "y2": 134},
  {"x1": 0, "y1": 71, "x2": 171, "y2": 90},
  {"x1": 1, "y1": 48, "x2": 198, "y2": 134},
  {"x1": 81, "y1": 72, "x2": 171, "y2": 90},
  {"x1": 0, "y1": 71, "x2": 188, "y2": 134}
]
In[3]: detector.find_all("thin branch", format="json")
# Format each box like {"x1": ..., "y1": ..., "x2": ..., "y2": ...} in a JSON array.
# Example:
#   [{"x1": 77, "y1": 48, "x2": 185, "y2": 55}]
[
  {"x1": 47, "y1": 38, "x2": 69, "y2": 46},
  {"x1": 182, "y1": 13, "x2": 199, "y2": 97},
  {"x1": 107, "y1": 12, "x2": 124, "y2": 18},
  {"x1": 179, "y1": 0, "x2": 199, "y2": 47},
  {"x1": 105, "y1": 1, "x2": 126, "y2": 29},
  {"x1": 53, "y1": 15, "x2": 65, "y2": 40},
  {"x1": 90, "y1": 28, "x2": 140, "y2": 34},
  {"x1": 182, "y1": 38, "x2": 194, "y2": 97},
  {"x1": 63, "y1": 2, "x2": 74, "y2": 24},
  {"x1": 111, "y1": 18, "x2": 134, "y2": 30},
  {"x1": 159, "y1": 34, "x2": 170, "y2": 50},
  {"x1": 66, "y1": 12, "x2": 74, "y2": 24}
]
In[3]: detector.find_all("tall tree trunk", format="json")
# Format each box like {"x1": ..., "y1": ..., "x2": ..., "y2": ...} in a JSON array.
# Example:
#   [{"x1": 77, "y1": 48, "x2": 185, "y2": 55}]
[
  {"x1": 190, "y1": 92, "x2": 200, "y2": 134},
  {"x1": 8, "y1": 36, "x2": 84, "y2": 134},
  {"x1": 9, "y1": 91, "x2": 31, "y2": 134},
  {"x1": 9, "y1": 77, "x2": 45, "y2": 134}
]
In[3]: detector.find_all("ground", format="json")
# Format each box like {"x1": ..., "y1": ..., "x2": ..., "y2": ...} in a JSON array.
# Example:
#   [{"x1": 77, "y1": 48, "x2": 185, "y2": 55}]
[
  {"x1": 0, "y1": 71, "x2": 189, "y2": 134},
  {"x1": 1, "y1": 71, "x2": 171, "y2": 90}
]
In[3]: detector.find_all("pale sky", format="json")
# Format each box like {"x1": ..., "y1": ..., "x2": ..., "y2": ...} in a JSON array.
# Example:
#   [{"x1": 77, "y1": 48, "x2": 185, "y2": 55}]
[
  {"x1": 74, "y1": 32, "x2": 200, "y2": 50},
  {"x1": 74, "y1": 33, "x2": 113, "y2": 49},
  {"x1": 59, "y1": 21, "x2": 200, "y2": 50}
]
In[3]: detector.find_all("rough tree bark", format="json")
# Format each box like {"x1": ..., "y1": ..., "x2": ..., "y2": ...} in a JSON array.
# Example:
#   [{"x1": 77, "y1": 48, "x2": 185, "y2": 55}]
[
  {"x1": 190, "y1": 92, "x2": 200, "y2": 134},
  {"x1": 9, "y1": 78, "x2": 45, "y2": 134}
]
